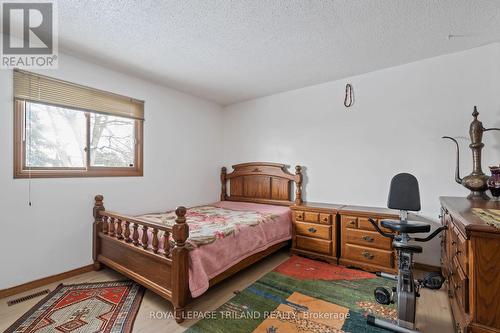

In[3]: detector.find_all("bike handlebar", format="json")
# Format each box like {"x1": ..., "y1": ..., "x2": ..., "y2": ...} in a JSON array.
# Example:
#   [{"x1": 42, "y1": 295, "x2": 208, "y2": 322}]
[
  {"x1": 368, "y1": 217, "x2": 448, "y2": 242},
  {"x1": 414, "y1": 225, "x2": 448, "y2": 242},
  {"x1": 368, "y1": 218, "x2": 395, "y2": 239}
]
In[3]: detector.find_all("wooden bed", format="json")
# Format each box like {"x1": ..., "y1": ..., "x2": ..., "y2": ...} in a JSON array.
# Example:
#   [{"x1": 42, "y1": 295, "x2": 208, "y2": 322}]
[{"x1": 92, "y1": 162, "x2": 303, "y2": 322}]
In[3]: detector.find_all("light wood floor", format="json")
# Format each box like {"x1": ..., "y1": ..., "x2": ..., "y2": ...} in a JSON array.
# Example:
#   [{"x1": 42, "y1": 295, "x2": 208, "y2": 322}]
[{"x1": 0, "y1": 250, "x2": 454, "y2": 333}]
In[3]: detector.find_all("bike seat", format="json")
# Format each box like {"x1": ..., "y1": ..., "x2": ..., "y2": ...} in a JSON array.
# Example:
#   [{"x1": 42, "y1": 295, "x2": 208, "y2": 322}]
[
  {"x1": 392, "y1": 241, "x2": 423, "y2": 254},
  {"x1": 381, "y1": 219, "x2": 431, "y2": 234}
]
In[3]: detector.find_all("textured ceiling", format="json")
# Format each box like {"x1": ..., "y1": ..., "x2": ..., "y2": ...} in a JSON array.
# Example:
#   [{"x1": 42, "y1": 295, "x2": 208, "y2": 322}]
[{"x1": 52, "y1": 1, "x2": 500, "y2": 105}]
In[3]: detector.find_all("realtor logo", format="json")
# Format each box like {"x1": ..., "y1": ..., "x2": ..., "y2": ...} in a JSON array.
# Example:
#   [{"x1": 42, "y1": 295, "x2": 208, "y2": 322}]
[{"x1": 1, "y1": 0, "x2": 58, "y2": 68}]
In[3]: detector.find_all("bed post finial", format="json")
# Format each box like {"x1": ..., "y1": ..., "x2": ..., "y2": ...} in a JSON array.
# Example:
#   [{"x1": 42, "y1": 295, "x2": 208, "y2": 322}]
[
  {"x1": 172, "y1": 206, "x2": 189, "y2": 323},
  {"x1": 93, "y1": 195, "x2": 105, "y2": 271},
  {"x1": 220, "y1": 167, "x2": 227, "y2": 201},
  {"x1": 93, "y1": 195, "x2": 104, "y2": 220},
  {"x1": 294, "y1": 166, "x2": 303, "y2": 205}
]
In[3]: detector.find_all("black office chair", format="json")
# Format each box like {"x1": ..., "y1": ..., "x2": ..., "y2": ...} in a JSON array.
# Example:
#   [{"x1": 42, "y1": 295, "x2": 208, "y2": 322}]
[{"x1": 366, "y1": 173, "x2": 447, "y2": 333}]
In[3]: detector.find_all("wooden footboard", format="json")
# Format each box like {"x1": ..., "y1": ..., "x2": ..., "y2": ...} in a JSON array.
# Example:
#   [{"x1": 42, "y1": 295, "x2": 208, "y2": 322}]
[
  {"x1": 92, "y1": 195, "x2": 189, "y2": 322},
  {"x1": 92, "y1": 162, "x2": 302, "y2": 323}
]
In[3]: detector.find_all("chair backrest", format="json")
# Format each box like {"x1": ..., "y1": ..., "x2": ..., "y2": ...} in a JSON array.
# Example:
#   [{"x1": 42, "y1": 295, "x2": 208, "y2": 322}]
[{"x1": 387, "y1": 173, "x2": 421, "y2": 212}]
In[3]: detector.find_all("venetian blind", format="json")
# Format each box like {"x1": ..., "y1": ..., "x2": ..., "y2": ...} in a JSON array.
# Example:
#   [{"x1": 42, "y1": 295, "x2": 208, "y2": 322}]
[{"x1": 13, "y1": 69, "x2": 144, "y2": 120}]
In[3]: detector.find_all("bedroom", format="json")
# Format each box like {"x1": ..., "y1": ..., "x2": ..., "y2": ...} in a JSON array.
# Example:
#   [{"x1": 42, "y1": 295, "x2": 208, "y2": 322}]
[{"x1": 1, "y1": 1, "x2": 499, "y2": 333}]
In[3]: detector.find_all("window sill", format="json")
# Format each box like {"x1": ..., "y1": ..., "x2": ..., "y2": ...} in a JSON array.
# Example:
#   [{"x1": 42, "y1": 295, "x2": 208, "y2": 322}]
[{"x1": 14, "y1": 168, "x2": 143, "y2": 178}]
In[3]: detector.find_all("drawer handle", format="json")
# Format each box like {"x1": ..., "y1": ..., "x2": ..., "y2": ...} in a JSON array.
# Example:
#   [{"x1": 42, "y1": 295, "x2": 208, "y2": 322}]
[
  {"x1": 362, "y1": 251, "x2": 374, "y2": 260},
  {"x1": 308, "y1": 227, "x2": 317, "y2": 233},
  {"x1": 362, "y1": 235, "x2": 374, "y2": 242},
  {"x1": 322, "y1": 217, "x2": 329, "y2": 222},
  {"x1": 451, "y1": 240, "x2": 456, "y2": 245},
  {"x1": 348, "y1": 221, "x2": 355, "y2": 226}
]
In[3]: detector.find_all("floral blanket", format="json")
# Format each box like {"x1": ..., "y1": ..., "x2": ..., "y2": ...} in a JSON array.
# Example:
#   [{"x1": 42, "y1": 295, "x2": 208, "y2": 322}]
[{"x1": 137, "y1": 205, "x2": 279, "y2": 248}]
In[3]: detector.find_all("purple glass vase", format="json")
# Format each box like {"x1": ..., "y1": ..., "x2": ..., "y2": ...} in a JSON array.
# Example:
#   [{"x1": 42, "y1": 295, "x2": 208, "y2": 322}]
[{"x1": 488, "y1": 166, "x2": 500, "y2": 200}]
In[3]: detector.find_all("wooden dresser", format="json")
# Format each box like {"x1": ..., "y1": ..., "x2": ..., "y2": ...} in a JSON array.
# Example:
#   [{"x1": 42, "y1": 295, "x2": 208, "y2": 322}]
[
  {"x1": 291, "y1": 203, "x2": 399, "y2": 274},
  {"x1": 290, "y1": 203, "x2": 343, "y2": 263},
  {"x1": 440, "y1": 196, "x2": 500, "y2": 333},
  {"x1": 338, "y1": 205, "x2": 398, "y2": 274}
]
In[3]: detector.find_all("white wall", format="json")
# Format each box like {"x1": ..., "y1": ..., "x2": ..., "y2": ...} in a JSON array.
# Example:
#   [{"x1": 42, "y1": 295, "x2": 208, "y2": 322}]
[
  {"x1": 0, "y1": 54, "x2": 224, "y2": 289},
  {"x1": 2, "y1": 43, "x2": 499, "y2": 287},
  {"x1": 223, "y1": 43, "x2": 500, "y2": 266}
]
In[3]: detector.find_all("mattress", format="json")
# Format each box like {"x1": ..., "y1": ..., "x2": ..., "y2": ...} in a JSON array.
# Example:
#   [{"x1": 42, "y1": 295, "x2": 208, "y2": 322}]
[{"x1": 135, "y1": 201, "x2": 292, "y2": 298}]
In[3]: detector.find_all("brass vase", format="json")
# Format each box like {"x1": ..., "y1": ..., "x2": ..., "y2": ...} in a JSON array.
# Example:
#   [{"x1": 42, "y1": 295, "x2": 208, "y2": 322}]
[{"x1": 443, "y1": 107, "x2": 500, "y2": 200}]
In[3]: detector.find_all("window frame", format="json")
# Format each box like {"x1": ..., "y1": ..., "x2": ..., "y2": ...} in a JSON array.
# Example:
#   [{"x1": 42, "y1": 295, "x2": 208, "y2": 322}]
[{"x1": 13, "y1": 100, "x2": 144, "y2": 178}]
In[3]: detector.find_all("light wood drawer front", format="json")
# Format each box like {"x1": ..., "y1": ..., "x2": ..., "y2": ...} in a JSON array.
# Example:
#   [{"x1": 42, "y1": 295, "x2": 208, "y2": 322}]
[
  {"x1": 446, "y1": 221, "x2": 454, "y2": 263},
  {"x1": 344, "y1": 244, "x2": 393, "y2": 268},
  {"x1": 451, "y1": 257, "x2": 469, "y2": 313},
  {"x1": 345, "y1": 228, "x2": 392, "y2": 250},
  {"x1": 447, "y1": 279, "x2": 467, "y2": 333},
  {"x1": 296, "y1": 235, "x2": 332, "y2": 255},
  {"x1": 319, "y1": 213, "x2": 332, "y2": 225},
  {"x1": 454, "y1": 231, "x2": 468, "y2": 276},
  {"x1": 295, "y1": 211, "x2": 304, "y2": 221},
  {"x1": 360, "y1": 217, "x2": 395, "y2": 234},
  {"x1": 304, "y1": 212, "x2": 320, "y2": 223},
  {"x1": 295, "y1": 222, "x2": 331, "y2": 240},
  {"x1": 358, "y1": 217, "x2": 377, "y2": 231},
  {"x1": 342, "y1": 216, "x2": 358, "y2": 229}
]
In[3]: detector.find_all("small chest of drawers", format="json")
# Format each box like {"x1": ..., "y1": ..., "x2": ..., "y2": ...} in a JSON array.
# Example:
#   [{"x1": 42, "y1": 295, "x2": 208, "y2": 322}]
[
  {"x1": 291, "y1": 203, "x2": 342, "y2": 263},
  {"x1": 291, "y1": 203, "x2": 399, "y2": 274},
  {"x1": 338, "y1": 206, "x2": 398, "y2": 274}
]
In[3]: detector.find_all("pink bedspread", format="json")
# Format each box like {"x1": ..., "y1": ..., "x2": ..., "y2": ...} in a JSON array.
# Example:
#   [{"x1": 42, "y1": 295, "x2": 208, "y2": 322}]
[{"x1": 188, "y1": 201, "x2": 291, "y2": 297}]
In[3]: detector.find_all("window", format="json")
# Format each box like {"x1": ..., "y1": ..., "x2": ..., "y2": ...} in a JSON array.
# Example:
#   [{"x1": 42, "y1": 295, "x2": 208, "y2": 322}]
[
  {"x1": 13, "y1": 70, "x2": 144, "y2": 178},
  {"x1": 89, "y1": 113, "x2": 136, "y2": 168}
]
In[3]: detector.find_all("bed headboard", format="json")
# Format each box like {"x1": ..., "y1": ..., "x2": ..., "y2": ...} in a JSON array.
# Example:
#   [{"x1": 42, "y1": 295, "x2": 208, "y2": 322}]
[{"x1": 220, "y1": 162, "x2": 303, "y2": 206}]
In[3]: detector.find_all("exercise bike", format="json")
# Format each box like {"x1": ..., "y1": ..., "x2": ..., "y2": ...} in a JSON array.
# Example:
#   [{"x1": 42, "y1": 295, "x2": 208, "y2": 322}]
[{"x1": 366, "y1": 173, "x2": 447, "y2": 333}]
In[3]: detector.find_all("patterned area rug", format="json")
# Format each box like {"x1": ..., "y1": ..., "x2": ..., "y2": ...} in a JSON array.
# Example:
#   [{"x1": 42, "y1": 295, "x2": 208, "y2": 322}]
[
  {"x1": 186, "y1": 256, "x2": 396, "y2": 333},
  {"x1": 5, "y1": 281, "x2": 144, "y2": 333}
]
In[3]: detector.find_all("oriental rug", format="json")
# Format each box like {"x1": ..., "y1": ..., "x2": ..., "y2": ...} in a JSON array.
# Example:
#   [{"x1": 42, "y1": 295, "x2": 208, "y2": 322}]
[{"x1": 5, "y1": 280, "x2": 144, "y2": 333}]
